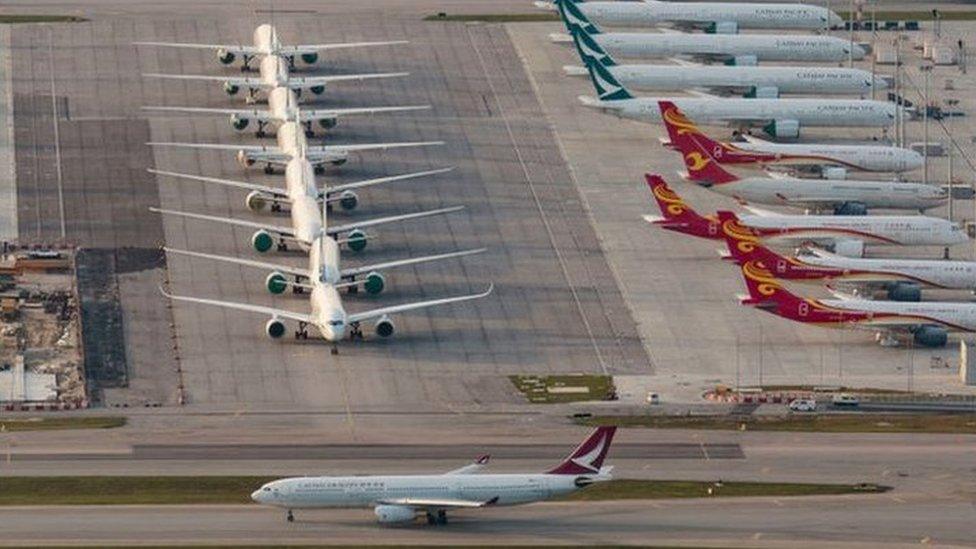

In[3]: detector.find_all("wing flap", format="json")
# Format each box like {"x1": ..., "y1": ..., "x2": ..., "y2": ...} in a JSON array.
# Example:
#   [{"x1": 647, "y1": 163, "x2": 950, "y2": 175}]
[
  {"x1": 160, "y1": 287, "x2": 313, "y2": 324},
  {"x1": 150, "y1": 208, "x2": 296, "y2": 237},
  {"x1": 377, "y1": 497, "x2": 497, "y2": 509}
]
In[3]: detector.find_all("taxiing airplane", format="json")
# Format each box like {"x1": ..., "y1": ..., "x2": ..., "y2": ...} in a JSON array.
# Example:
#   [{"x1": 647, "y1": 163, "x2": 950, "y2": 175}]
[
  {"x1": 136, "y1": 23, "x2": 407, "y2": 70},
  {"x1": 663, "y1": 102, "x2": 945, "y2": 213},
  {"x1": 539, "y1": 0, "x2": 842, "y2": 32},
  {"x1": 642, "y1": 175, "x2": 968, "y2": 256},
  {"x1": 579, "y1": 56, "x2": 896, "y2": 138},
  {"x1": 553, "y1": 1, "x2": 863, "y2": 64},
  {"x1": 251, "y1": 426, "x2": 616, "y2": 525},
  {"x1": 564, "y1": 27, "x2": 888, "y2": 97},
  {"x1": 659, "y1": 101, "x2": 922, "y2": 176},
  {"x1": 719, "y1": 212, "x2": 976, "y2": 301},
  {"x1": 144, "y1": 86, "x2": 429, "y2": 137}
]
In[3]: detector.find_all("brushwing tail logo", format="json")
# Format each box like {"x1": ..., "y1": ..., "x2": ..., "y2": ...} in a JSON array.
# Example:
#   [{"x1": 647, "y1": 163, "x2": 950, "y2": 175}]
[
  {"x1": 742, "y1": 260, "x2": 781, "y2": 297},
  {"x1": 651, "y1": 180, "x2": 687, "y2": 217},
  {"x1": 662, "y1": 106, "x2": 701, "y2": 137},
  {"x1": 722, "y1": 218, "x2": 760, "y2": 254},
  {"x1": 685, "y1": 151, "x2": 711, "y2": 172}
]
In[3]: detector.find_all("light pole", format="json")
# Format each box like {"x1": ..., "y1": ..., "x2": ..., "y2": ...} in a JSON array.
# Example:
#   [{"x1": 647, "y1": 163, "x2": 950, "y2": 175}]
[
  {"x1": 920, "y1": 63, "x2": 933, "y2": 186},
  {"x1": 946, "y1": 98, "x2": 959, "y2": 222}
]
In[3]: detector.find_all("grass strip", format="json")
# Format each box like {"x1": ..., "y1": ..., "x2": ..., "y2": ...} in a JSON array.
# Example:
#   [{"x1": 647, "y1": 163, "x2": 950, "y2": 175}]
[
  {"x1": 0, "y1": 416, "x2": 126, "y2": 432},
  {"x1": 509, "y1": 374, "x2": 615, "y2": 404},
  {"x1": 565, "y1": 479, "x2": 889, "y2": 500},
  {"x1": 0, "y1": 15, "x2": 87, "y2": 24},
  {"x1": 578, "y1": 413, "x2": 976, "y2": 433}
]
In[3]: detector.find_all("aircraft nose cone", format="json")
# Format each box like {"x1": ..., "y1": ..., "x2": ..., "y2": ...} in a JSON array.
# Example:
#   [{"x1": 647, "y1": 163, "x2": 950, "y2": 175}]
[{"x1": 251, "y1": 489, "x2": 264, "y2": 503}]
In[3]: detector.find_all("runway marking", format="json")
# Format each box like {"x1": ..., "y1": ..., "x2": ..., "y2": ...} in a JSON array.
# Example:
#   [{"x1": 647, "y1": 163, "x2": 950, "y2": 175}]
[
  {"x1": 332, "y1": 359, "x2": 357, "y2": 441},
  {"x1": 46, "y1": 28, "x2": 66, "y2": 241},
  {"x1": 465, "y1": 25, "x2": 608, "y2": 376},
  {"x1": 700, "y1": 441, "x2": 710, "y2": 461}
]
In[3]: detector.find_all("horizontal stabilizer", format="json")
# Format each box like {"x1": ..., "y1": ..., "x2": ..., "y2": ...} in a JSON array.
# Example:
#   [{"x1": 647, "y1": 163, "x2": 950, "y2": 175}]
[
  {"x1": 549, "y1": 32, "x2": 572, "y2": 43},
  {"x1": 563, "y1": 65, "x2": 588, "y2": 76}
]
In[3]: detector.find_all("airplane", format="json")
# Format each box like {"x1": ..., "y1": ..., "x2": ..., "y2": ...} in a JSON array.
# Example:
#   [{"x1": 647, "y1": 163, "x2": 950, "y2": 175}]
[
  {"x1": 642, "y1": 175, "x2": 968, "y2": 256},
  {"x1": 144, "y1": 86, "x2": 430, "y2": 137},
  {"x1": 144, "y1": 54, "x2": 408, "y2": 103},
  {"x1": 578, "y1": 56, "x2": 896, "y2": 138},
  {"x1": 659, "y1": 101, "x2": 922, "y2": 177},
  {"x1": 663, "y1": 102, "x2": 945, "y2": 214},
  {"x1": 538, "y1": 0, "x2": 843, "y2": 32},
  {"x1": 250, "y1": 426, "x2": 616, "y2": 525},
  {"x1": 553, "y1": 1, "x2": 863, "y2": 64},
  {"x1": 719, "y1": 211, "x2": 976, "y2": 301},
  {"x1": 564, "y1": 26, "x2": 889, "y2": 98},
  {"x1": 136, "y1": 23, "x2": 408, "y2": 71},
  {"x1": 735, "y1": 248, "x2": 976, "y2": 348}
]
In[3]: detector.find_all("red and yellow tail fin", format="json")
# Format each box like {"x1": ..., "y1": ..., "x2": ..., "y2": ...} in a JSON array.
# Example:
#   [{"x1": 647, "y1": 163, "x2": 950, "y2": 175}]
[{"x1": 644, "y1": 174, "x2": 721, "y2": 240}]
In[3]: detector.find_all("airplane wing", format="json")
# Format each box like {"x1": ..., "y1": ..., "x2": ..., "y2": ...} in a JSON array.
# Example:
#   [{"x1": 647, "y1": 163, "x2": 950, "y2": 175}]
[
  {"x1": 324, "y1": 167, "x2": 454, "y2": 195},
  {"x1": 685, "y1": 89, "x2": 721, "y2": 99},
  {"x1": 150, "y1": 208, "x2": 296, "y2": 237},
  {"x1": 163, "y1": 247, "x2": 309, "y2": 278},
  {"x1": 287, "y1": 72, "x2": 410, "y2": 87},
  {"x1": 299, "y1": 104, "x2": 430, "y2": 121},
  {"x1": 148, "y1": 142, "x2": 275, "y2": 153},
  {"x1": 741, "y1": 205, "x2": 786, "y2": 217},
  {"x1": 277, "y1": 40, "x2": 409, "y2": 55},
  {"x1": 741, "y1": 134, "x2": 773, "y2": 145},
  {"x1": 307, "y1": 141, "x2": 445, "y2": 155},
  {"x1": 377, "y1": 496, "x2": 498, "y2": 509},
  {"x1": 326, "y1": 205, "x2": 464, "y2": 237},
  {"x1": 161, "y1": 286, "x2": 314, "y2": 324},
  {"x1": 347, "y1": 284, "x2": 492, "y2": 324},
  {"x1": 340, "y1": 248, "x2": 486, "y2": 279},
  {"x1": 143, "y1": 106, "x2": 275, "y2": 122},
  {"x1": 149, "y1": 169, "x2": 286, "y2": 199},
  {"x1": 445, "y1": 454, "x2": 490, "y2": 475},
  {"x1": 668, "y1": 57, "x2": 702, "y2": 67},
  {"x1": 143, "y1": 73, "x2": 261, "y2": 87},
  {"x1": 134, "y1": 42, "x2": 259, "y2": 55}
]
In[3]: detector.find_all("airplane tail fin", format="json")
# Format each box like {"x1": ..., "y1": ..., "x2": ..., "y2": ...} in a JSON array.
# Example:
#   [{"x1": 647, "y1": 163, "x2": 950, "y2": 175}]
[
  {"x1": 716, "y1": 210, "x2": 774, "y2": 265},
  {"x1": 582, "y1": 54, "x2": 633, "y2": 101},
  {"x1": 555, "y1": 0, "x2": 602, "y2": 35},
  {"x1": 547, "y1": 426, "x2": 616, "y2": 475},
  {"x1": 657, "y1": 102, "x2": 737, "y2": 185},
  {"x1": 644, "y1": 174, "x2": 721, "y2": 240},
  {"x1": 569, "y1": 26, "x2": 616, "y2": 67}
]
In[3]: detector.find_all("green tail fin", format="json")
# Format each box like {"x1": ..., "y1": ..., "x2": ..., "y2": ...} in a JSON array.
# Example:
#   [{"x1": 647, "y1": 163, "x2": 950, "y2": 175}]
[
  {"x1": 555, "y1": 0, "x2": 602, "y2": 35},
  {"x1": 583, "y1": 54, "x2": 633, "y2": 101},
  {"x1": 570, "y1": 26, "x2": 616, "y2": 67}
]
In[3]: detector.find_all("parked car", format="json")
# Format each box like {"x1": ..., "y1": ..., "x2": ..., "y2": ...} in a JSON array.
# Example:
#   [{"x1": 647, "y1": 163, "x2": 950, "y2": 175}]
[
  {"x1": 832, "y1": 393, "x2": 860, "y2": 407},
  {"x1": 789, "y1": 399, "x2": 817, "y2": 412}
]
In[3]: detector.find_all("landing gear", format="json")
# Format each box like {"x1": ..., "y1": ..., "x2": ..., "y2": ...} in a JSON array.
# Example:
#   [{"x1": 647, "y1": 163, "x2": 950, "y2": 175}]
[
  {"x1": 330, "y1": 343, "x2": 339, "y2": 356},
  {"x1": 295, "y1": 321, "x2": 309, "y2": 340},
  {"x1": 292, "y1": 276, "x2": 305, "y2": 294},
  {"x1": 276, "y1": 240, "x2": 289, "y2": 252},
  {"x1": 313, "y1": 165, "x2": 325, "y2": 175},
  {"x1": 270, "y1": 201, "x2": 282, "y2": 213},
  {"x1": 425, "y1": 510, "x2": 447, "y2": 525},
  {"x1": 349, "y1": 321, "x2": 364, "y2": 340},
  {"x1": 241, "y1": 55, "x2": 254, "y2": 72},
  {"x1": 303, "y1": 121, "x2": 315, "y2": 138},
  {"x1": 264, "y1": 164, "x2": 275, "y2": 175},
  {"x1": 286, "y1": 510, "x2": 294, "y2": 522},
  {"x1": 255, "y1": 121, "x2": 268, "y2": 138}
]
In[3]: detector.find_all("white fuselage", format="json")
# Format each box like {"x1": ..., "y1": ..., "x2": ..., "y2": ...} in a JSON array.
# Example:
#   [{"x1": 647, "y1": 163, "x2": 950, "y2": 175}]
[
  {"x1": 283, "y1": 157, "x2": 322, "y2": 247},
  {"x1": 743, "y1": 214, "x2": 969, "y2": 248},
  {"x1": 587, "y1": 33, "x2": 863, "y2": 62},
  {"x1": 276, "y1": 122, "x2": 309, "y2": 156},
  {"x1": 817, "y1": 298, "x2": 976, "y2": 332},
  {"x1": 736, "y1": 141, "x2": 923, "y2": 173},
  {"x1": 266, "y1": 87, "x2": 301, "y2": 122},
  {"x1": 599, "y1": 97, "x2": 897, "y2": 128},
  {"x1": 714, "y1": 178, "x2": 946, "y2": 211},
  {"x1": 575, "y1": 1, "x2": 841, "y2": 30},
  {"x1": 802, "y1": 253, "x2": 976, "y2": 290},
  {"x1": 253, "y1": 24, "x2": 279, "y2": 55},
  {"x1": 585, "y1": 65, "x2": 886, "y2": 95},
  {"x1": 308, "y1": 283, "x2": 348, "y2": 341},
  {"x1": 257, "y1": 55, "x2": 291, "y2": 88},
  {"x1": 252, "y1": 474, "x2": 583, "y2": 510}
]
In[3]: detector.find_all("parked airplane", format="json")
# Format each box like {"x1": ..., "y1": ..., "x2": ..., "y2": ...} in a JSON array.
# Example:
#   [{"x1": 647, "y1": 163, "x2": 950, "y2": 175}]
[
  {"x1": 735, "y1": 246, "x2": 976, "y2": 347},
  {"x1": 659, "y1": 101, "x2": 922, "y2": 176},
  {"x1": 136, "y1": 23, "x2": 407, "y2": 70},
  {"x1": 553, "y1": 1, "x2": 863, "y2": 64},
  {"x1": 144, "y1": 54, "x2": 407, "y2": 103},
  {"x1": 663, "y1": 103, "x2": 945, "y2": 213},
  {"x1": 144, "y1": 87, "x2": 429, "y2": 137},
  {"x1": 539, "y1": 0, "x2": 842, "y2": 32},
  {"x1": 720, "y1": 214, "x2": 976, "y2": 301},
  {"x1": 642, "y1": 175, "x2": 968, "y2": 256},
  {"x1": 579, "y1": 57, "x2": 896, "y2": 138},
  {"x1": 251, "y1": 426, "x2": 616, "y2": 524}
]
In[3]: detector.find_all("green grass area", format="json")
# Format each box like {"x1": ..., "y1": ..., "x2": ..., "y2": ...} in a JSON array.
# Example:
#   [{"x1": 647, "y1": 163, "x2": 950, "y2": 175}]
[
  {"x1": 0, "y1": 476, "x2": 886, "y2": 506},
  {"x1": 565, "y1": 479, "x2": 889, "y2": 501},
  {"x1": 0, "y1": 416, "x2": 126, "y2": 432},
  {"x1": 0, "y1": 15, "x2": 87, "y2": 24},
  {"x1": 579, "y1": 414, "x2": 976, "y2": 434},
  {"x1": 423, "y1": 13, "x2": 560, "y2": 23},
  {"x1": 510, "y1": 374, "x2": 615, "y2": 404}
]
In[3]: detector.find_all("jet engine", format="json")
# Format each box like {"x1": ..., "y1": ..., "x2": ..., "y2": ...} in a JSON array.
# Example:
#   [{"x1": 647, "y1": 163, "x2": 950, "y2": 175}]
[
  {"x1": 374, "y1": 315, "x2": 395, "y2": 338},
  {"x1": 745, "y1": 86, "x2": 779, "y2": 99},
  {"x1": 318, "y1": 117, "x2": 338, "y2": 129},
  {"x1": 300, "y1": 52, "x2": 319, "y2": 65},
  {"x1": 374, "y1": 504, "x2": 414, "y2": 524},
  {"x1": 913, "y1": 325, "x2": 948, "y2": 348},
  {"x1": 763, "y1": 119, "x2": 800, "y2": 138},
  {"x1": 834, "y1": 202, "x2": 868, "y2": 216},
  {"x1": 309, "y1": 85, "x2": 326, "y2": 95},
  {"x1": 362, "y1": 271, "x2": 386, "y2": 295},
  {"x1": 265, "y1": 272, "x2": 288, "y2": 294},
  {"x1": 265, "y1": 319, "x2": 286, "y2": 339},
  {"x1": 338, "y1": 190, "x2": 359, "y2": 211},
  {"x1": 245, "y1": 190, "x2": 269, "y2": 212},
  {"x1": 345, "y1": 229, "x2": 368, "y2": 252},
  {"x1": 330, "y1": 157, "x2": 348, "y2": 166},
  {"x1": 822, "y1": 167, "x2": 848, "y2": 180},
  {"x1": 706, "y1": 21, "x2": 738, "y2": 34},
  {"x1": 724, "y1": 54, "x2": 757, "y2": 66},
  {"x1": 236, "y1": 150, "x2": 255, "y2": 168},
  {"x1": 251, "y1": 230, "x2": 275, "y2": 253},
  {"x1": 832, "y1": 239, "x2": 865, "y2": 258},
  {"x1": 223, "y1": 82, "x2": 240, "y2": 96},
  {"x1": 887, "y1": 283, "x2": 922, "y2": 302},
  {"x1": 230, "y1": 114, "x2": 249, "y2": 131},
  {"x1": 217, "y1": 49, "x2": 236, "y2": 65}
]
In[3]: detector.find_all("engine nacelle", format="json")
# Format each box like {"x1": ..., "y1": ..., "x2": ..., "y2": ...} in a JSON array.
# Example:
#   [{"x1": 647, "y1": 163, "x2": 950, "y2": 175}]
[
  {"x1": 231, "y1": 114, "x2": 249, "y2": 131},
  {"x1": 330, "y1": 157, "x2": 348, "y2": 166},
  {"x1": 724, "y1": 54, "x2": 757, "y2": 66},
  {"x1": 236, "y1": 150, "x2": 255, "y2": 168},
  {"x1": 300, "y1": 52, "x2": 319, "y2": 65},
  {"x1": 223, "y1": 82, "x2": 240, "y2": 96},
  {"x1": 363, "y1": 271, "x2": 386, "y2": 295},
  {"x1": 318, "y1": 117, "x2": 338, "y2": 129},
  {"x1": 217, "y1": 49, "x2": 236, "y2": 65},
  {"x1": 745, "y1": 86, "x2": 779, "y2": 99},
  {"x1": 265, "y1": 272, "x2": 288, "y2": 294},
  {"x1": 251, "y1": 230, "x2": 275, "y2": 253},
  {"x1": 375, "y1": 315, "x2": 395, "y2": 338},
  {"x1": 913, "y1": 325, "x2": 948, "y2": 348},
  {"x1": 309, "y1": 85, "x2": 326, "y2": 95},
  {"x1": 887, "y1": 283, "x2": 922, "y2": 302},
  {"x1": 345, "y1": 229, "x2": 367, "y2": 252},
  {"x1": 338, "y1": 190, "x2": 359, "y2": 211},
  {"x1": 832, "y1": 239, "x2": 865, "y2": 258},
  {"x1": 763, "y1": 119, "x2": 800, "y2": 138},
  {"x1": 822, "y1": 166, "x2": 848, "y2": 180},
  {"x1": 245, "y1": 190, "x2": 270, "y2": 212},
  {"x1": 706, "y1": 21, "x2": 738, "y2": 34},
  {"x1": 265, "y1": 319, "x2": 286, "y2": 339},
  {"x1": 834, "y1": 201, "x2": 868, "y2": 216},
  {"x1": 374, "y1": 504, "x2": 414, "y2": 524}
]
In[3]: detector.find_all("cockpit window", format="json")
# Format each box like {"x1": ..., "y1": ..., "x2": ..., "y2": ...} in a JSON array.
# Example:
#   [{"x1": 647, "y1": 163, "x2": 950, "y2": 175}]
[
  {"x1": 263, "y1": 487, "x2": 271, "y2": 491},
  {"x1": 329, "y1": 320, "x2": 343, "y2": 327}
]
